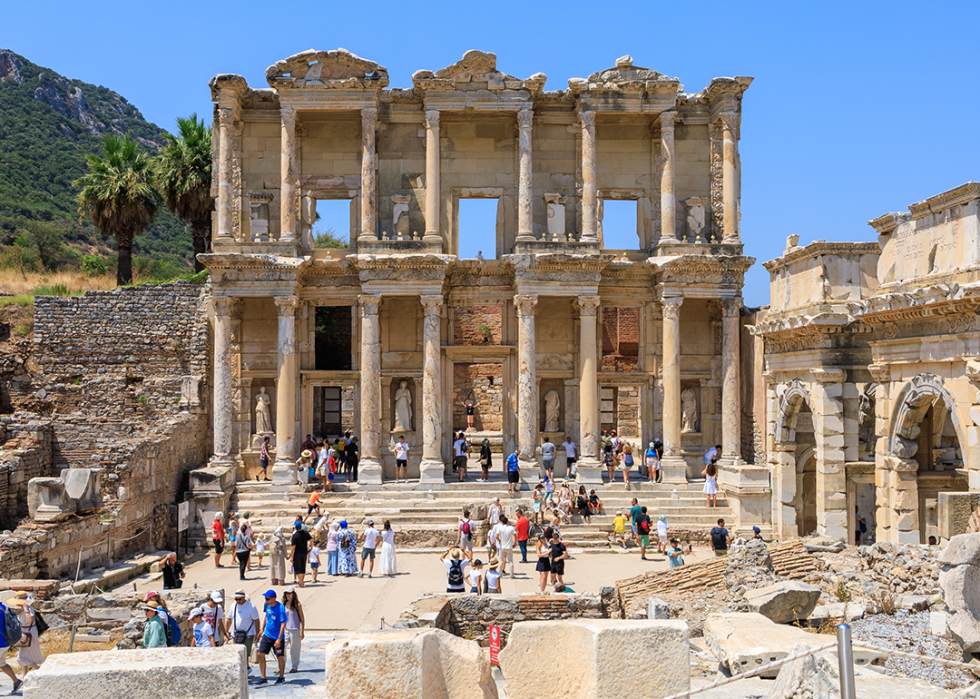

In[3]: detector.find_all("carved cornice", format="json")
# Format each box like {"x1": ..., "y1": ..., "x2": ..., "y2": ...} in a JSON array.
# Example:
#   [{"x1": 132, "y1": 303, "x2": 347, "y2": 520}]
[
  {"x1": 351, "y1": 253, "x2": 453, "y2": 284},
  {"x1": 763, "y1": 241, "x2": 881, "y2": 273},
  {"x1": 908, "y1": 181, "x2": 980, "y2": 219},
  {"x1": 810, "y1": 367, "x2": 845, "y2": 384},
  {"x1": 199, "y1": 252, "x2": 306, "y2": 284},
  {"x1": 848, "y1": 282, "x2": 980, "y2": 330},
  {"x1": 648, "y1": 254, "x2": 754, "y2": 288},
  {"x1": 868, "y1": 364, "x2": 890, "y2": 383},
  {"x1": 412, "y1": 50, "x2": 537, "y2": 95},
  {"x1": 867, "y1": 212, "x2": 909, "y2": 235}
]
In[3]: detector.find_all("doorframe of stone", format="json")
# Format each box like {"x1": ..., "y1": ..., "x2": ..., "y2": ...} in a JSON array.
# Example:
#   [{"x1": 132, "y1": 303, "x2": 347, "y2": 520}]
[{"x1": 450, "y1": 187, "x2": 505, "y2": 259}]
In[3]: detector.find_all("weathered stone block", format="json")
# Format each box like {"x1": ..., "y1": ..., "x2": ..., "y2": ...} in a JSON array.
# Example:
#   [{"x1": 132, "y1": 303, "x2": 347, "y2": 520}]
[
  {"x1": 940, "y1": 564, "x2": 980, "y2": 652},
  {"x1": 940, "y1": 533, "x2": 980, "y2": 567},
  {"x1": 27, "y1": 477, "x2": 75, "y2": 522},
  {"x1": 648, "y1": 598, "x2": 670, "y2": 620},
  {"x1": 744, "y1": 581, "x2": 821, "y2": 624}
]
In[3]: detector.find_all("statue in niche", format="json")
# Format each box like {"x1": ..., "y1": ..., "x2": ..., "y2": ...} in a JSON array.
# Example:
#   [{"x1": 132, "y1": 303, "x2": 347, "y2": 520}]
[
  {"x1": 544, "y1": 390, "x2": 561, "y2": 433},
  {"x1": 254, "y1": 386, "x2": 273, "y2": 434},
  {"x1": 300, "y1": 195, "x2": 317, "y2": 251},
  {"x1": 681, "y1": 387, "x2": 698, "y2": 433},
  {"x1": 393, "y1": 381, "x2": 413, "y2": 433}
]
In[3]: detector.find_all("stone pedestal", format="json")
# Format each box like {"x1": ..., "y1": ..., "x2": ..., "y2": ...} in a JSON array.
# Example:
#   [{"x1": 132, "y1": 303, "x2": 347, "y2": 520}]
[
  {"x1": 423, "y1": 110, "x2": 441, "y2": 245},
  {"x1": 419, "y1": 294, "x2": 446, "y2": 484},
  {"x1": 272, "y1": 295, "x2": 298, "y2": 484},
  {"x1": 576, "y1": 295, "x2": 603, "y2": 483},
  {"x1": 359, "y1": 295, "x2": 383, "y2": 484},
  {"x1": 515, "y1": 294, "x2": 538, "y2": 467},
  {"x1": 660, "y1": 296, "x2": 687, "y2": 482},
  {"x1": 28, "y1": 478, "x2": 75, "y2": 522}
]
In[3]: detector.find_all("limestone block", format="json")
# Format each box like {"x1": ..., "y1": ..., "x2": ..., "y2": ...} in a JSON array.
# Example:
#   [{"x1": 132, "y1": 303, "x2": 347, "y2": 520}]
[
  {"x1": 940, "y1": 564, "x2": 980, "y2": 652},
  {"x1": 27, "y1": 477, "x2": 75, "y2": 522},
  {"x1": 930, "y1": 611, "x2": 949, "y2": 637},
  {"x1": 648, "y1": 598, "x2": 670, "y2": 620},
  {"x1": 499, "y1": 619, "x2": 689, "y2": 699},
  {"x1": 939, "y1": 533, "x2": 980, "y2": 567},
  {"x1": 63, "y1": 468, "x2": 103, "y2": 513},
  {"x1": 939, "y1": 494, "x2": 980, "y2": 540},
  {"x1": 744, "y1": 581, "x2": 821, "y2": 624},
  {"x1": 322, "y1": 628, "x2": 496, "y2": 699},
  {"x1": 808, "y1": 602, "x2": 867, "y2": 623},
  {"x1": 22, "y1": 645, "x2": 247, "y2": 698}
]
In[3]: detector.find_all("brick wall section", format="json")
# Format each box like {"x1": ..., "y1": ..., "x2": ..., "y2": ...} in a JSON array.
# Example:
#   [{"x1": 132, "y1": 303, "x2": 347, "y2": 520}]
[
  {"x1": 0, "y1": 419, "x2": 55, "y2": 529},
  {"x1": 453, "y1": 363, "x2": 503, "y2": 431},
  {"x1": 453, "y1": 306, "x2": 502, "y2": 346},
  {"x1": 601, "y1": 307, "x2": 639, "y2": 372}
]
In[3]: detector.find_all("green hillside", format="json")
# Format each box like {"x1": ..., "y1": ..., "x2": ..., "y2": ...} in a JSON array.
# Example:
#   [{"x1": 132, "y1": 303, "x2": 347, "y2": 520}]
[{"x1": 0, "y1": 49, "x2": 194, "y2": 275}]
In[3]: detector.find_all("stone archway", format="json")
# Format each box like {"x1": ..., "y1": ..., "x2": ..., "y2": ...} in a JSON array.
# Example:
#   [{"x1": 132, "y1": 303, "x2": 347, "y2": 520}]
[
  {"x1": 774, "y1": 380, "x2": 811, "y2": 445},
  {"x1": 770, "y1": 380, "x2": 814, "y2": 539}
]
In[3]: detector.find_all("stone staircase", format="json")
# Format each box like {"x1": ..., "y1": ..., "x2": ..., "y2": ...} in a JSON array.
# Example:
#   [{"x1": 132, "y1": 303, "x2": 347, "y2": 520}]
[{"x1": 228, "y1": 470, "x2": 733, "y2": 550}]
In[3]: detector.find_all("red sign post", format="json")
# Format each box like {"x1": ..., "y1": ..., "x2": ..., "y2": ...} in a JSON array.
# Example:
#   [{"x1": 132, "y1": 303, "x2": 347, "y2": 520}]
[{"x1": 489, "y1": 624, "x2": 501, "y2": 665}]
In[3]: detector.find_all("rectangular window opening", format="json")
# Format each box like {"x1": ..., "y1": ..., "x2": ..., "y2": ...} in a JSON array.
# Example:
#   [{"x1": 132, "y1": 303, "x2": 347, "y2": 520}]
[
  {"x1": 315, "y1": 306, "x2": 353, "y2": 371},
  {"x1": 458, "y1": 198, "x2": 499, "y2": 259},
  {"x1": 601, "y1": 199, "x2": 639, "y2": 251},
  {"x1": 313, "y1": 198, "x2": 352, "y2": 249}
]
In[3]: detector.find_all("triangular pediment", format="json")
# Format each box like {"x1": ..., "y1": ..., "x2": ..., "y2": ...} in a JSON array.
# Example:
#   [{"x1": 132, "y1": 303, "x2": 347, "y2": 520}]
[{"x1": 266, "y1": 49, "x2": 388, "y2": 90}]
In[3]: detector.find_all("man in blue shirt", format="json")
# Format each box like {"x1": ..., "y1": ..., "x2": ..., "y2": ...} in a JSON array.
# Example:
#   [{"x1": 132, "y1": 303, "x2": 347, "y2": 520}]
[
  {"x1": 506, "y1": 448, "x2": 520, "y2": 495},
  {"x1": 256, "y1": 590, "x2": 287, "y2": 686},
  {"x1": 0, "y1": 600, "x2": 23, "y2": 692}
]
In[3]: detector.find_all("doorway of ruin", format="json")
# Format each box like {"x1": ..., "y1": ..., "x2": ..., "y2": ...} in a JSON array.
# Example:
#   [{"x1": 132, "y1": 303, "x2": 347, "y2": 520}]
[{"x1": 798, "y1": 448, "x2": 818, "y2": 537}]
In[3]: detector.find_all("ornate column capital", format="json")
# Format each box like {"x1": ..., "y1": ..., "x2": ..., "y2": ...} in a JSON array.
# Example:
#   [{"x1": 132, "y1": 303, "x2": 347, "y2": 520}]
[
  {"x1": 868, "y1": 364, "x2": 890, "y2": 383},
  {"x1": 217, "y1": 107, "x2": 235, "y2": 126},
  {"x1": 580, "y1": 110, "x2": 596, "y2": 129},
  {"x1": 662, "y1": 296, "x2": 684, "y2": 319},
  {"x1": 214, "y1": 296, "x2": 237, "y2": 316},
  {"x1": 518, "y1": 107, "x2": 533, "y2": 130},
  {"x1": 361, "y1": 106, "x2": 378, "y2": 128},
  {"x1": 721, "y1": 298, "x2": 742, "y2": 318},
  {"x1": 280, "y1": 104, "x2": 297, "y2": 128},
  {"x1": 274, "y1": 295, "x2": 298, "y2": 316},
  {"x1": 425, "y1": 109, "x2": 440, "y2": 130},
  {"x1": 718, "y1": 110, "x2": 738, "y2": 133},
  {"x1": 577, "y1": 295, "x2": 601, "y2": 316},
  {"x1": 420, "y1": 294, "x2": 443, "y2": 316},
  {"x1": 810, "y1": 367, "x2": 846, "y2": 384},
  {"x1": 514, "y1": 294, "x2": 538, "y2": 317},
  {"x1": 659, "y1": 110, "x2": 676, "y2": 130},
  {"x1": 359, "y1": 294, "x2": 381, "y2": 316}
]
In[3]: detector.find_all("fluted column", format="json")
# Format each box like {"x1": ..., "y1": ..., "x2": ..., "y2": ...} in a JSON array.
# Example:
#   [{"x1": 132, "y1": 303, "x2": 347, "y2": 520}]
[
  {"x1": 359, "y1": 107, "x2": 378, "y2": 244},
  {"x1": 279, "y1": 105, "x2": 298, "y2": 243},
  {"x1": 576, "y1": 296, "x2": 602, "y2": 484},
  {"x1": 423, "y1": 109, "x2": 441, "y2": 244},
  {"x1": 580, "y1": 111, "x2": 598, "y2": 242},
  {"x1": 211, "y1": 296, "x2": 234, "y2": 462},
  {"x1": 660, "y1": 296, "x2": 687, "y2": 482},
  {"x1": 215, "y1": 108, "x2": 235, "y2": 242},
  {"x1": 516, "y1": 107, "x2": 534, "y2": 241},
  {"x1": 271, "y1": 295, "x2": 298, "y2": 483},
  {"x1": 358, "y1": 295, "x2": 383, "y2": 484},
  {"x1": 720, "y1": 112, "x2": 739, "y2": 243},
  {"x1": 419, "y1": 294, "x2": 445, "y2": 484},
  {"x1": 659, "y1": 111, "x2": 677, "y2": 243},
  {"x1": 515, "y1": 294, "x2": 538, "y2": 468},
  {"x1": 721, "y1": 298, "x2": 742, "y2": 462}
]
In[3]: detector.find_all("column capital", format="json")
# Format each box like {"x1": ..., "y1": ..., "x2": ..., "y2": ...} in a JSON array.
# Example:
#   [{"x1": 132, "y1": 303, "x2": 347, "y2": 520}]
[
  {"x1": 359, "y1": 294, "x2": 381, "y2": 316},
  {"x1": 518, "y1": 107, "x2": 533, "y2": 130},
  {"x1": 721, "y1": 298, "x2": 742, "y2": 317},
  {"x1": 810, "y1": 367, "x2": 846, "y2": 384},
  {"x1": 577, "y1": 295, "x2": 601, "y2": 316},
  {"x1": 718, "y1": 110, "x2": 738, "y2": 133},
  {"x1": 361, "y1": 106, "x2": 378, "y2": 127},
  {"x1": 662, "y1": 296, "x2": 684, "y2": 318},
  {"x1": 514, "y1": 294, "x2": 538, "y2": 317},
  {"x1": 659, "y1": 110, "x2": 676, "y2": 130},
  {"x1": 217, "y1": 107, "x2": 236, "y2": 126},
  {"x1": 420, "y1": 294, "x2": 443, "y2": 315},
  {"x1": 580, "y1": 110, "x2": 596, "y2": 128},
  {"x1": 425, "y1": 109, "x2": 440, "y2": 130},
  {"x1": 274, "y1": 295, "x2": 298, "y2": 316},
  {"x1": 214, "y1": 296, "x2": 237, "y2": 316},
  {"x1": 280, "y1": 104, "x2": 297, "y2": 127}
]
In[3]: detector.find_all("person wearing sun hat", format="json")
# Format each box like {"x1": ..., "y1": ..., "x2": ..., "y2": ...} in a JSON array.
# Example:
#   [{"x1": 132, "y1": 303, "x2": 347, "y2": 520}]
[
  {"x1": 142, "y1": 599, "x2": 167, "y2": 649},
  {"x1": 7, "y1": 591, "x2": 44, "y2": 678},
  {"x1": 485, "y1": 558, "x2": 503, "y2": 594},
  {"x1": 295, "y1": 449, "x2": 313, "y2": 486},
  {"x1": 440, "y1": 547, "x2": 469, "y2": 593}
]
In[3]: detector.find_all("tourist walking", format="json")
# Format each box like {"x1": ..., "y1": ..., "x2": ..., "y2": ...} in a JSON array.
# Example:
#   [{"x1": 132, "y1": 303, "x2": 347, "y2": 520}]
[
  {"x1": 326, "y1": 521, "x2": 340, "y2": 575},
  {"x1": 258, "y1": 436, "x2": 271, "y2": 481},
  {"x1": 270, "y1": 526, "x2": 287, "y2": 586},
  {"x1": 359, "y1": 519, "x2": 380, "y2": 578},
  {"x1": 290, "y1": 521, "x2": 313, "y2": 587},
  {"x1": 532, "y1": 484, "x2": 544, "y2": 524},
  {"x1": 316, "y1": 443, "x2": 329, "y2": 491},
  {"x1": 308, "y1": 540, "x2": 321, "y2": 583},
  {"x1": 710, "y1": 518, "x2": 731, "y2": 556},
  {"x1": 441, "y1": 548, "x2": 469, "y2": 593},
  {"x1": 702, "y1": 461, "x2": 718, "y2": 507},
  {"x1": 612, "y1": 511, "x2": 628, "y2": 548},
  {"x1": 543, "y1": 476, "x2": 555, "y2": 508},
  {"x1": 485, "y1": 559, "x2": 503, "y2": 594},
  {"x1": 478, "y1": 438, "x2": 492, "y2": 482},
  {"x1": 236, "y1": 520, "x2": 254, "y2": 581},
  {"x1": 468, "y1": 559, "x2": 485, "y2": 594},
  {"x1": 0, "y1": 597, "x2": 22, "y2": 693},
  {"x1": 667, "y1": 538, "x2": 685, "y2": 567},
  {"x1": 162, "y1": 552, "x2": 184, "y2": 590},
  {"x1": 8, "y1": 592, "x2": 44, "y2": 679},
  {"x1": 621, "y1": 442, "x2": 634, "y2": 488},
  {"x1": 142, "y1": 600, "x2": 167, "y2": 649},
  {"x1": 282, "y1": 588, "x2": 305, "y2": 674},
  {"x1": 379, "y1": 520, "x2": 397, "y2": 576},
  {"x1": 515, "y1": 509, "x2": 530, "y2": 563},
  {"x1": 506, "y1": 448, "x2": 520, "y2": 495},
  {"x1": 453, "y1": 432, "x2": 468, "y2": 480},
  {"x1": 338, "y1": 521, "x2": 358, "y2": 576},
  {"x1": 257, "y1": 590, "x2": 287, "y2": 686},
  {"x1": 643, "y1": 442, "x2": 657, "y2": 480},
  {"x1": 629, "y1": 498, "x2": 642, "y2": 543},
  {"x1": 190, "y1": 607, "x2": 214, "y2": 647},
  {"x1": 539, "y1": 437, "x2": 556, "y2": 480},
  {"x1": 392, "y1": 436, "x2": 410, "y2": 482},
  {"x1": 657, "y1": 514, "x2": 670, "y2": 554},
  {"x1": 653, "y1": 439, "x2": 664, "y2": 482},
  {"x1": 562, "y1": 437, "x2": 577, "y2": 476},
  {"x1": 548, "y1": 509, "x2": 562, "y2": 538},
  {"x1": 212, "y1": 512, "x2": 225, "y2": 568},
  {"x1": 535, "y1": 529, "x2": 552, "y2": 593},
  {"x1": 549, "y1": 530, "x2": 568, "y2": 589},
  {"x1": 304, "y1": 490, "x2": 322, "y2": 523},
  {"x1": 226, "y1": 513, "x2": 239, "y2": 567},
  {"x1": 203, "y1": 591, "x2": 226, "y2": 646},
  {"x1": 495, "y1": 515, "x2": 516, "y2": 577},
  {"x1": 301, "y1": 434, "x2": 316, "y2": 455},
  {"x1": 226, "y1": 589, "x2": 259, "y2": 673},
  {"x1": 636, "y1": 506, "x2": 652, "y2": 560},
  {"x1": 458, "y1": 510, "x2": 476, "y2": 561},
  {"x1": 346, "y1": 436, "x2": 360, "y2": 482}
]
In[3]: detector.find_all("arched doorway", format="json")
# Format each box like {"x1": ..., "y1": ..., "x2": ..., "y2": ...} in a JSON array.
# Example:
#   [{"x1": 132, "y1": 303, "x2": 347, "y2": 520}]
[
  {"x1": 798, "y1": 446, "x2": 817, "y2": 537},
  {"x1": 773, "y1": 380, "x2": 817, "y2": 538}
]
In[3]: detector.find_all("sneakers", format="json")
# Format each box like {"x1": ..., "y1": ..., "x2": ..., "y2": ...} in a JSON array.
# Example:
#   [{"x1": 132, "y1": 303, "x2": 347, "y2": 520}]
[
  {"x1": 367, "y1": 573, "x2": 372, "y2": 578},
  {"x1": 357, "y1": 571, "x2": 364, "y2": 578},
  {"x1": 255, "y1": 678, "x2": 268, "y2": 686},
  {"x1": 12, "y1": 680, "x2": 23, "y2": 692},
  {"x1": 275, "y1": 677, "x2": 285, "y2": 685}
]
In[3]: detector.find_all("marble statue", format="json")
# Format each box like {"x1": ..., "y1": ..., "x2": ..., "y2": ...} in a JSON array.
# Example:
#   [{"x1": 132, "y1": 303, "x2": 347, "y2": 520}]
[
  {"x1": 544, "y1": 390, "x2": 561, "y2": 433},
  {"x1": 393, "y1": 380, "x2": 413, "y2": 433},
  {"x1": 254, "y1": 386, "x2": 273, "y2": 434},
  {"x1": 681, "y1": 387, "x2": 698, "y2": 433}
]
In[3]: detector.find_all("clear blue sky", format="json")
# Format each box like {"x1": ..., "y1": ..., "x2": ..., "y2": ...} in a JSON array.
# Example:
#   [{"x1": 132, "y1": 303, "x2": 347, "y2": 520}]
[{"x1": 5, "y1": 1, "x2": 979, "y2": 306}]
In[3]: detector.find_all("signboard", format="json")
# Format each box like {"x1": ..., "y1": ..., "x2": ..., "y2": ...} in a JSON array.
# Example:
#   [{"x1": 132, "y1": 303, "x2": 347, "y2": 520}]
[
  {"x1": 489, "y1": 625, "x2": 501, "y2": 665},
  {"x1": 177, "y1": 501, "x2": 190, "y2": 533}
]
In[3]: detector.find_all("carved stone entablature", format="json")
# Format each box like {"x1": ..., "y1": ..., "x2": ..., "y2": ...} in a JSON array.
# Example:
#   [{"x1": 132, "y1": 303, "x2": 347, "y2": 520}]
[
  {"x1": 199, "y1": 252, "x2": 306, "y2": 284},
  {"x1": 762, "y1": 241, "x2": 881, "y2": 273},
  {"x1": 868, "y1": 364, "x2": 891, "y2": 383},
  {"x1": 299, "y1": 258, "x2": 358, "y2": 287},
  {"x1": 412, "y1": 50, "x2": 544, "y2": 96},
  {"x1": 504, "y1": 252, "x2": 616, "y2": 287},
  {"x1": 351, "y1": 253, "x2": 454, "y2": 284},
  {"x1": 649, "y1": 254, "x2": 754, "y2": 290},
  {"x1": 569, "y1": 55, "x2": 682, "y2": 97},
  {"x1": 849, "y1": 282, "x2": 980, "y2": 332},
  {"x1": 208, "y1": 74, "x2": 249, "y2": 104},
  {"x1": 266, "y1": 49, "x2": 389, "y2": 90},
  {"x1": 445, "y1": 259, "x2": 515, "y2": 289},
  {"x1": 867, "y1": 211, "x2": 911, "y2": 235},
  {"x1": 810, "y1": 367, "x2": 846, "y2": 384},
  {"x1": 908, "y1": 181, "x2": 980, "y2": 219}
]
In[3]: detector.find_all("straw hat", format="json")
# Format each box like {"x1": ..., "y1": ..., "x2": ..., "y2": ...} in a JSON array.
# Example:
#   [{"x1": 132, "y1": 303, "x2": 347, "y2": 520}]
[
  {"x1": 448, "y1": 547, "x2": 463, "y2": 560},
  {"x1": 487, "y1": 558, "x2": 500, "y2": 570},
  {"x1": 6, "y1": 591, "x2": 29, "y2": 607},
  {"x1": 301, "y1": 449, "x2": 313, "y2": 459},
  {"x1": 143, "y1": 600, "x2": 160, "y2": 612}
]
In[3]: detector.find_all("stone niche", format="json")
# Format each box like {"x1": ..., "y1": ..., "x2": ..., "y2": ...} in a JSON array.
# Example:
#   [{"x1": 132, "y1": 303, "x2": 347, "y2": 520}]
[
  {"x1": 388, "y1": 377, "x2": 417, "y2": 435},
  {"x1": 453, "y1": 363, "x2": 503, "y2": 432},
  {"x1": 248, "y1": 380, "x2": 277, "y2": 446},
  {"x1": 540, "y1": 378, "x2": 565, "y2": 437}
]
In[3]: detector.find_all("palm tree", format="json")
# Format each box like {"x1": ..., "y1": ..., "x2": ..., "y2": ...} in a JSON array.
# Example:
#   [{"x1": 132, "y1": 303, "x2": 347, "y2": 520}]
[
  {"x1": 75, "y1": 134, "x2": 159, "y2": 285},
  {"x1": 156, "y1": 114, "x2": 214, "y2": 272}
]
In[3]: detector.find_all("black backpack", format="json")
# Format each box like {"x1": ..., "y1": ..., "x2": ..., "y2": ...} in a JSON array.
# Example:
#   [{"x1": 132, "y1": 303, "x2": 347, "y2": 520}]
[
  {"x1": 638, "y1": 518, "x2": 651, "y2": 535},
  {"x1": 1, "y1": 604, "x2": 21, "y2": 646},
  {"x1": 711, "y1": 527, "x2": 727, "y2": 550},
  {"x1": 448, "y1": 559, "x2": 464, "y2": 587}
]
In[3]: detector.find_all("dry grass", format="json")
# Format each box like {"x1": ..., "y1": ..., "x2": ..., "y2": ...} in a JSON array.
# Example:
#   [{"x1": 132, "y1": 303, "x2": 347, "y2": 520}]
[
  {"x1": 3, "y1": 628, "x2": 122, "y2": 673},
  {"x1": 0, "y1": 268, "x2": 115, "y2": 297}
]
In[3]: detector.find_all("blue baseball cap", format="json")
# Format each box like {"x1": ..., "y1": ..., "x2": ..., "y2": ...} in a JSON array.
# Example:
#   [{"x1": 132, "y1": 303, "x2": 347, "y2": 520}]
[{"x1": 263, "y1": 589, "x2": 277, "y2": 598}]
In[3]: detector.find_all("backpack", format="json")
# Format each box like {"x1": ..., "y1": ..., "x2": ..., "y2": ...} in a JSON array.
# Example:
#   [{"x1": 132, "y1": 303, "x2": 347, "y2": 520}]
[
  {"x1": 167, "y1": 614, "x2": 182, "y2": 646},
  {"x1": 341, "y1": 532, "x2": 352, "y2": 548},
  {"x1": 1, "y1": 604, "x2": 22, "y2": 646},
  {"x1": 448, "y1": 559, "x2": 465, "y2": 587},
  {"x1": 638, "y1": 518, "x2": 651, "y2": 535},
  {"x1": 577, "y1": 496, "x2": 588, "y2": 510},
  {"x1": 461, "y1": 520, "x2": 472, "y2": 537},
  {"x1": 710, "y1": 527, "x2": 727, "y2": 550}
]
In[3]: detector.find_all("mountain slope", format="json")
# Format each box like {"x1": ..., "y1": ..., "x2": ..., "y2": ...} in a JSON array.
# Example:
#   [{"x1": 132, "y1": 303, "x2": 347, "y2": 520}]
[{"x1": 0, "y1": 49, "x2": 194, "y2": 271}]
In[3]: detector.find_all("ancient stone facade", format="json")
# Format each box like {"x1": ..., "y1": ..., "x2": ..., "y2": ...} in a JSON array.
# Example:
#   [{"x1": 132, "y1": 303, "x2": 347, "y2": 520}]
[
  {"x1": 755, "y1": 183, "x2": 980, "y2": 543},
  {"x1": 203, "y1": 48, "x2": 765, "y2": 519}
]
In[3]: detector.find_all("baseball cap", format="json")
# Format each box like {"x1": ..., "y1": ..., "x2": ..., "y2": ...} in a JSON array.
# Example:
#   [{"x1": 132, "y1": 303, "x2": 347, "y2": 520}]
[
  {"x1": 263, "y1": 589, "x2": 277, "y2": 598},
  {"x1": 189, "y1": 607, "x2": 203, "y2": 620},
  {"x1": 670, "y1": 537, "x2": 679, "y2": 544},
  {"x1": 284, "y1": 586, "x2": 295, "y2": 594},
  {"x1": 210, "y1": 591, "x2": 223, "y2": 603},
  {"x1": 295, "y1": 521, "x2": 303, "y2": 528},
  {"x1": 366, "y1": 519, "x2": 374, "y2": 525},
  {"x1": 143, "y1": 591, "x2": 159, "y2": 603}
]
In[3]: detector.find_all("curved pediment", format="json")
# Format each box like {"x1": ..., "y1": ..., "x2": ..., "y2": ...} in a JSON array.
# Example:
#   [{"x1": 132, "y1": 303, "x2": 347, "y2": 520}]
[
  {"x1": 413, "y1": 49, "x2": 546, "y2": 92},
  {"x1": 569, "y1": 55, "x2": 680, "y2": 93},
  {"x1": 266, "y1": 48, "x2": 389, "y2": 90}
]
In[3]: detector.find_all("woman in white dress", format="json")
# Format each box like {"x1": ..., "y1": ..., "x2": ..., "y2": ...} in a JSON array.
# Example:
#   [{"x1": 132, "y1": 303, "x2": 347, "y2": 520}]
[
  {"x1": 8, "y1": 591, "x2": 44, "y2": 679},
  {"x1": 378, "y1": 520, "x2": 397, "y2": 577},
  {"x1": 701, "y1": 461, "x2": 718, "y2": 507}
]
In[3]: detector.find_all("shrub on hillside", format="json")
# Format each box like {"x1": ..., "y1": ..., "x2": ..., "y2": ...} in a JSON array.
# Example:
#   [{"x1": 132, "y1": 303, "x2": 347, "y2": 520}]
[{"x1": 81, "y1": 254, "x2": 108, "y2": 277}]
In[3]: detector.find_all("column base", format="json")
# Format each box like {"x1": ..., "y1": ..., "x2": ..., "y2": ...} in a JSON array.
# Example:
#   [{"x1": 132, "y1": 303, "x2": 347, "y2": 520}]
[
  {"x1": 659, "y1": 456, "x2": 689, "y2": 484},
  {"x1": 422, "y1": 232, "x2": 441, "y2": 245},
  {"x1": 208, "y1": 454, "x2": 236, "y2": 468},
  {"x1": 515, "y1": 231, "x2": 535, "y2": 242},
  {"x1": 419, "y1": 458, "x2": 447, "y2": 485},
  {"x1": 358, "y1": 459, "x2": 383, "y2": 485},
  {"x1": 574, "y1": 458, "x2": 604, "y2": 485},
  {"x1": 271, "y1": 459, "x2": 297, "y2": 485}
]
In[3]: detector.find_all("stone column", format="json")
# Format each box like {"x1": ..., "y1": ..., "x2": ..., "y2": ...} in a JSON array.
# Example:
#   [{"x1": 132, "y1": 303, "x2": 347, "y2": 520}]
[
  {"x1": 771, "y1": 443, "x2": 799, "y2": 539},
  {"x1": 721, "y1": 298, "x2": 742, "y2": 462},
  {"x1": 358, "y1": 295, "x2": 383, "y2": 484},
  {"x1": 279, "y1": 105, "x2": 298, "y2": 244},
  {"x1": 810, "y1": 368, "x2": 848, "y2": 540},
  {"x1": 660, "y1": 296, "x2": 687, "y2": 482},
  {"x1": 580, "y1": 111, "x2": 598, "y2": 242},
  {"x1": 419, "y1": 294, "x2": 445, "y2": 484},
  {"x1": 358, "y1": 107, "x2": 378, "y2": 244},
  {"x1": 215, "y1": 108, "x2": 235, "y2": 242},
  {"x1": 211, "y1": 297, "x2": 235, "y2": 462},
  {"x1": 423, "y1": 109, "x2": 441, "y2": 244},
  {"x1": 271, "y1": 295, "x2": 298, "y2": 483},
  {"x1": 720, "y1": 112, "x2": 739, "y2": 243},
  {"x1": 576, "y1": 296, "x2": 602, "y2": 483},
  {"x1": 515, "y1": 294, "x2": 538, "y2": 467},
  {"x1": 516, "y1": 107, "x2": 534, "y2": 241},
  {"x1": 659, "y1": 111, "x2": 677, "y2": 243}
]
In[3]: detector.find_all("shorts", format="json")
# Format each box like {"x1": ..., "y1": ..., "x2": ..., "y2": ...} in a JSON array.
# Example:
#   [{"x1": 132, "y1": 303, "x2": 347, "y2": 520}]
[
  {"x1": 631, "y1": 524, "x2": 638, "y2": 535},
  {"x1": 257, "y1": 635, "x2": 285, "y2": 657},
  {"x1": 615, "y1": 529, "x2": 625, "y2": 537},
  {"x1": 361, "y1": 547, "x2": 376, "y2": 560},
  {"x1": 294, "y1": 557, "x2": 307, "y2": 574},
  {"x1": 566, "y1": 457, "x2": 575, "y2": 468},
  {"x1": 260, "y1": 458, "x2": 269, "y2": 468},
  {"x1": 543, "y1": 459, "x2": 554, "y2": 471},
  {"x1": 310, "y1": 562, "x2": 319, "y2": 569},
  {"x1": 640, "y1": 535, "x2": 650, "y2": 547},
  {"x1": 0, "y1": 650, "x2": 7, "y2": 667},
  {"x1": 307, "y1": 504, "x2": 318, "y2": 514},
  {"x1": 397, "y1": 459, "x2": 407, "y2": 468},
  {"x1": 328, "y1": 473, "x2": 334, "y2": 480},
  {"x1": 550, "y1": 560, "x2": 565, "y2": 576},
  {"x1": 455, "y1": 456, "x2": 468, "y2": 470},
  {"x1": 659, "y1": 535, "x2": 668, "y2": 544},
  {"x1": 507, "y1": 470, "x2": 520, "y2": 484},
  {"x1": 212, "y1": 539, "x2": 223, "y2": 555},
  {"x1": 714, "y1": 549, "x2": 728, "y2": 557},
  {"x1": 460, "y1": 536, "x2": 473, "y2": 551}
]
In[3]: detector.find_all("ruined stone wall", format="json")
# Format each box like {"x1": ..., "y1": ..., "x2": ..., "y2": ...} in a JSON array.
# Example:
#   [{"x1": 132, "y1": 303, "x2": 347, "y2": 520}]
[
  {"x1": 601, "y1": 306, "x2": 639, "y2": 372},
  {"x1": 453, "y1": 305, "x2": 502, "y2": 346},
  {"x1": 452, "y1": 363, "x2": 503, "y2": 432},
  {"x1": 0, "y1": 418, "x2": 54, "y2": 529}
]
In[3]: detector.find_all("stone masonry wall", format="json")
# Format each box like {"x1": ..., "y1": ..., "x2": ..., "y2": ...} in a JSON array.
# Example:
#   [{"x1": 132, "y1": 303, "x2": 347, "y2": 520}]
[
  {"x1": 0, "y1": 419, "x2": 54, "y2": 529},
  {"x1": 453, "y1": 305, "x2": 503, "y2": 346},
  {"x1": 453, "y1": 362, "x2": 503, "y2": 432},
  {"x1": 601, "y1": 307, "x2": 639, "y2": 372}
]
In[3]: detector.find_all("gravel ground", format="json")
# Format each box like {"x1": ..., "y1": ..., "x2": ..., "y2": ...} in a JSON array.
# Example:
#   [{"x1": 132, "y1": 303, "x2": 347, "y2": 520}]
[{"x1": 849, "y1": 610, "x2": 974, "y2": 691}]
